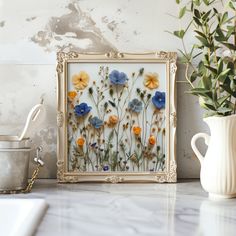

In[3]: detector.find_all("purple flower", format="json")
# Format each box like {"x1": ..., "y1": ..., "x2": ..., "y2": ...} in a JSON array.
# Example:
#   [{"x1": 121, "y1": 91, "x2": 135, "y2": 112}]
[
  {"x1": 128, "y1": 98, "x2": 143, "y2": 113},
  {"x1": 74, "y1": 103, "x2": 92, "y2": 117},
  {"x1": 103, "y1": 165, "x2": 109, "y2": 171},
  {"x1": 152, "y1": 91, "x2": 165, "y2": 109},
  {"x1": 89, "y1": 116, "x2": 103, "y2": 129},
  {"x1": 109, "y1": 70, "x2": 128, "y2": 85}
]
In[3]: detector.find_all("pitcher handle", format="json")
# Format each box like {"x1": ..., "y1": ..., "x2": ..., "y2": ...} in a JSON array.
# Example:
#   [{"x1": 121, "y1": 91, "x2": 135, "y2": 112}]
[{"x1": 191, "y1": 133, "x2": 210, "y2": 165}]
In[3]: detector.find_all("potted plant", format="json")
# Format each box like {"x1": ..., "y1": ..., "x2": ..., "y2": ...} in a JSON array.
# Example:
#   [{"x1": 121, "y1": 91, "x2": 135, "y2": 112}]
[{"x1": 172, "y1": 0, "x2": 236, "y2": 198}]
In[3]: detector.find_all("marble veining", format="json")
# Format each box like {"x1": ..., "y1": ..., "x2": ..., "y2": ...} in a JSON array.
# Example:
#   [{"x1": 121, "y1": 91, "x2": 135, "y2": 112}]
[{"x1": 1, "y1": 180, "x2": 236, "y2": 236}]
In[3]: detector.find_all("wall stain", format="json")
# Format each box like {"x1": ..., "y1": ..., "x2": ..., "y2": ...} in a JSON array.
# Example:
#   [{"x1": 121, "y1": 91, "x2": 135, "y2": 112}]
[
  {"x1": 107, "y1": 21, "x2": 118, "y2": 32},
  {"x1": 26, "y1": 17, "x2": 37, "y2": 22},
  {"x1": 0, "y1": 21, "x2": 5, "y2": 27},
  {"x1": 101, "y1": 16, "x2": 109, "y2": 24},
  {"x1": 31, "y1": 2, "x2": 116, "y2": 52},
  {"x1": 133, "y1": 30, "x2": 140, "y2": 36},
  {"x1": 101, "y1": 14, "x2": 126, "y2": 40},
  {"x1": 30, "y1": 127, "x2": 57, "y2": 178},
  {"x1": 33, "y1": 127, "x2": 57, "y2": 146}
]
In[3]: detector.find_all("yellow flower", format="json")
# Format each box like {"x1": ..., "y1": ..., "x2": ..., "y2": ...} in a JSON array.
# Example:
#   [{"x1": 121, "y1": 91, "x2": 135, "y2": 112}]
[
  {"x1": 72, "y1": 71, "x2": 90, "y2": 90},
  {"x1": 148, "y1": 135, "x2": 156, "y2": 145},
  {"x1": 108, "y1": 115, "x2": 119, "y2": 125},
  {"x1": 76, "y1": 137, "x2": 85, "y2": 146},
  {"x1": 68, "y1": 91, "x2": 77, "y2": 100},
  {"x1": 144, "y1": 73, "x2": 159, "y2": 89},
  {"x1": 133, "y1": 126, "x2": 142, "y2": 136}
]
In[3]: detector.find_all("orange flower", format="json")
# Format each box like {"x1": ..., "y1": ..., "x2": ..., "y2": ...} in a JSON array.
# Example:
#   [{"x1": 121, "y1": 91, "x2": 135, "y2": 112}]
[
  {"x1": 133, "y1": 126, "x2": 142, "y2": 135},
  {"x1": 76, "y1": 137, "x2": 85, "y2": 146},
  {"x1": 148, "y1": 135, "x2": 156, "y2": 145},
  {"x1": 72, "y1": 71, "x2": 90, "y2": 90},
  {"x1": 68, "y1": 91, "x2": 77, "y2": 100},
  {"x1": 108, "y1": 115, "x2": 119, "y2": 125},
  {"x1": 144, "y1": 73, "x2": 159, "y2": 89}
]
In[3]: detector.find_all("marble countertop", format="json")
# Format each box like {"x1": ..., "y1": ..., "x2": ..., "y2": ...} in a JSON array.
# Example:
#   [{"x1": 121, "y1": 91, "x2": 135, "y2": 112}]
[{"x1": 1, "y1": 180, "x2": 236, "y2": 236}]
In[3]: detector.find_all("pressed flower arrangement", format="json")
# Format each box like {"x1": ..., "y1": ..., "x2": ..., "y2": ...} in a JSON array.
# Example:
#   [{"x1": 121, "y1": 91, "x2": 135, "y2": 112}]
[{"x1": 67, "y1": 64, "x2": 167, "y2": 172}]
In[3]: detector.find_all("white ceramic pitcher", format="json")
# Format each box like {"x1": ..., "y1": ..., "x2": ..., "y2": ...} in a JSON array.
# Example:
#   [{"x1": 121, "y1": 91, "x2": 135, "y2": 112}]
[{"x1": 191, "y1": 115, "x2": 236, "y2": 199}]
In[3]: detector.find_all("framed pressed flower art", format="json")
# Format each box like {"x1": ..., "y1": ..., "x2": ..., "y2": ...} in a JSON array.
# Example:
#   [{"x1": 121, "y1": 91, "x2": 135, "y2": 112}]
[{"x1": 57, "y1": 51, "x2": 177, "y2": 183}]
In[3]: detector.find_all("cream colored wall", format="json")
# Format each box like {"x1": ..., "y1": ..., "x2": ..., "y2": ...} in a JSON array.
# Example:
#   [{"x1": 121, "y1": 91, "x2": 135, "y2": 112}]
[{"x1": 0, "y1": 0, "x2": 210, "y2": 178}]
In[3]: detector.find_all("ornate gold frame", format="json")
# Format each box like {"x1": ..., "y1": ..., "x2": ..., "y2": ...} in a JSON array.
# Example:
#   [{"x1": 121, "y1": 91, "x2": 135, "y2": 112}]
[{"x1": 56, "y1": 51, "x2": 177, "y2": 183}]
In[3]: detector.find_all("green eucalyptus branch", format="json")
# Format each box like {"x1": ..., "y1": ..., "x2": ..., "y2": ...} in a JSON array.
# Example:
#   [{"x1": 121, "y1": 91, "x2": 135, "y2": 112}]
[{"x1": 172, "y1": 0, "x2": 236, "y2": 117}]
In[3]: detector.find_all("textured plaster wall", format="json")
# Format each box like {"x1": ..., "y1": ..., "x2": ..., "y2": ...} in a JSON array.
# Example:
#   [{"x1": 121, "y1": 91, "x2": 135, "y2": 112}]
[{"x1": 0, "y1": 0, "x2": 210, "y2": 178}]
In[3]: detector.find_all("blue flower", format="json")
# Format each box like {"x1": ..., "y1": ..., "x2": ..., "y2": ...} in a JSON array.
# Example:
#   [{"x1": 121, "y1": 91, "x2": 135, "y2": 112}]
[
  {"x1": 103, "y1": 165, "x2": 109, "y2": 171},
  {"x1": 74, "y1": 103, "x2": 92, "y2": 117},
  {"x1": 89, "y1": 116, "x2": 103, "y2": 129},
  {"x1": 152, "y1": 91, "x2": 165, "y2": 109},
  {"x1": 90, "y1": 142, "x2": 97, "y2": 147},
  {"x1": 109, "y1": 70, "x2": 128, "y2": 85},
  {"x1": 128, "y1": 98, "x2": 143, "y2": 113}
]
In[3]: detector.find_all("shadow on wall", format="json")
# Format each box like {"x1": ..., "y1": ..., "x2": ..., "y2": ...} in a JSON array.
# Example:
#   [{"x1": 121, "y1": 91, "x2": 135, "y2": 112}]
[{"x1": 176, "y1": 64, "x2": 209, "y2": 178}]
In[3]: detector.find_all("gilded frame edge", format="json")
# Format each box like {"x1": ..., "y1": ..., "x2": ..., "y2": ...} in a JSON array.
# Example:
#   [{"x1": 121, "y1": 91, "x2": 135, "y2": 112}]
[{"x1": 56, "y1": 51, "x2": 177, "y2": 183}]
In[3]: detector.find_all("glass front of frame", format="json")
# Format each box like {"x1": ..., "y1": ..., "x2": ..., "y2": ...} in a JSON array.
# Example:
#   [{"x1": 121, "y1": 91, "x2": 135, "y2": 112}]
[{"x1": 66, "y1": 62, "x2": 168, "y2": 173}]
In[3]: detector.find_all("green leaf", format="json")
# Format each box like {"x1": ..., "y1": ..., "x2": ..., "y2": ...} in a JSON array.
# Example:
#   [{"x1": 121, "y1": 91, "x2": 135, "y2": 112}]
[
  {"x1": 179, "y1": 6, "x2": 186, "y2": 18},
  {"x1": 194, "y1": 9, "x2": 201, "y2": 18},
  {"x1": 213, "y1": 8, "x2": 218, "y2": 14},
  {"x1": 188, "y1": 88, "x2": 212, "y2": 98},
  {"x1": 230, "y1": 79, "x2": 236, "y2": 91},
  {"x1": 193, "y1": 0, "x2": 201, "y2": 6},
  {"x1": 191, "y1": 88, "x2": 211, "y2": 93},
  {"x1": 202, "y1": 0, "x2": 209, "y2": 5},
  {"x1": 178, "y1": 49, "x2": 191, "y2": 63},
  {"x1": 228, "y1": 1, "x2": 236, "y2": 10},
  {"x1": 202, "y1": 10, "x2": 211, "y2": 21},
  {"x1": 217, "y1": 107, "x2": 232, "y2": 114},
  {"x1": 198, "y1": 61, "x2": 206, "y2": 74},
  {"x1": 179, "y1": 56, "x2": 189, "y2": 63},
  {"x1": 215, "y1": 27, "x2": 227, "y2": 42},
  {"x1": 204, "y1": 54, "x2": 210, "y2": 65},
  {"x1": 190, "y1": 71, "x2": 198, "y2": 82},
  {"x1": 221, "y1": 12, "x2": 228, "y2": 25},
  {"x1": 217, "y1": 59, "x2": 223, "y2": 74},
  {"x1": 220, "y1": 84, "x2": 236, "y2": 98},
  {"x1": 202, "y1": 76, "x2": 212, "y2": 89},
  {"x1": 193, "y1": 16, "x2": 202, "y2": 26},
  {"x1": 205, "y1": 65, "x2": 217, "y2": 74},
  {"x1": 221, "y1": 42, "x2": 236, "y2": 51},
  {"x1": 193, "y1": 51, "x2": 203, "y2": 59},
  {"x1": 204, "y1": 111, "x2": 218, "y2": 117},
  {"x1": 227, "y1": 61, "x2": 234, "y2": 73},
  {"x1": 212, "y1": 89, "x2": 217, "y2": 102},
  {"x1": 226, "y1": 25, "x2": 235, "y2": 39},
  {"x1": 173, "y1": 30, "x2": 185, "y2": 39},
  {"x1": 217, "y1": 95, "x2": 230, "y2": 106},
  {"x1": 203, "y1": 102, "x2": 216, "y2": 111},
  {"x1": 196, "y1": 36, "x2": 211, "y2": 47},
  {"x1": 176, "y1": 0, "x2": 181, "y2": 3},
  {"x1": 194, "y1": 30, "x2": 207, "y2": 39},
  {"x1": 216, "y1": 68, "x2": 231, "y2": 82},
  {"x1": 199, "y1": 97, "x2": 216, "y2": 111},
  {"x1": 108, "y1": 100, "x2": 116, "y2": 107}
]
